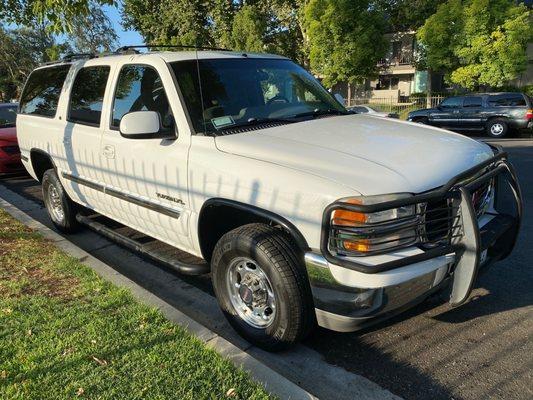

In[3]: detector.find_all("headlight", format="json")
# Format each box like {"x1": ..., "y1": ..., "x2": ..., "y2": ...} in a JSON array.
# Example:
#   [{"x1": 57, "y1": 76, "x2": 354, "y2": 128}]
[{"x1": 329, "y1": 193, "x2": 419, "y2": 255}]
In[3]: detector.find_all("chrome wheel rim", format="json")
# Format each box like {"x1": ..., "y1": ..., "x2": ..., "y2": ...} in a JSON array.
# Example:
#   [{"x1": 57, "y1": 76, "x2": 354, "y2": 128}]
[
  {"x1": 226, "y1": 257, "x2": 276, "y2": 329},
  {"x1": 47, "y1": 183, "x2": 64, "y2": 222},
  {"x1": 490, "y1": 123, "x2": 504, "y2": 136}
]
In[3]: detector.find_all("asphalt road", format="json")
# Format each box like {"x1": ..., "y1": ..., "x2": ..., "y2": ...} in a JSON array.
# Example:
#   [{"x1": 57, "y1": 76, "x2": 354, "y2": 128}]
[{"x1": 1, "y1": 138, "x2": 531, "y2": 400}]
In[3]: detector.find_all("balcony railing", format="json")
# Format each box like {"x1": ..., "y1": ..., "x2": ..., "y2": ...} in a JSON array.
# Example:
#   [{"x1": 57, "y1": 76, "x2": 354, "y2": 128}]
[{"x1": 378, "y1": 53, "x2": 414, "y2": 67}]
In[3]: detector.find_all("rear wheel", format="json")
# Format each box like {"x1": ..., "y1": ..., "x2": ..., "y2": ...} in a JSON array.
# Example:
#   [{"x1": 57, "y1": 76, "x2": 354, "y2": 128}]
[
  {"x1": 211, "y1": 223, "x2": 314, "y2": 351},
  {"x1": 486, "y1": 119, "x2": 508, "y2": 138},
  {"x1": 42, "y1": 169, "x2": 79, "y2": 233}
]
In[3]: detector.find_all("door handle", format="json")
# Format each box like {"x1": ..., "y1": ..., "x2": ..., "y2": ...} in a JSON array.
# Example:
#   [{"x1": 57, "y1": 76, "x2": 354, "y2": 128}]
[{"x1": 102, "y1": 144, "x2": 115, "y2": 159}]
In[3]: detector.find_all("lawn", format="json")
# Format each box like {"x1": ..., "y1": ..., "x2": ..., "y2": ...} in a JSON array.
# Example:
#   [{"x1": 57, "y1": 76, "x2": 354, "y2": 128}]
[{"x1": 0, "y1": 209, "x2": 274, "y2": 400}]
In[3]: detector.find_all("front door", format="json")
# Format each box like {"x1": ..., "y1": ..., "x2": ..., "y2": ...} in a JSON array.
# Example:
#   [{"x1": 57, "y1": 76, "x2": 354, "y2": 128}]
[
  {"x1": 429, "y1": 96, "x2": 462, "y2": 129},
  {"x1": 98, "y1": 58, "x2": 193, "y2": 250}
]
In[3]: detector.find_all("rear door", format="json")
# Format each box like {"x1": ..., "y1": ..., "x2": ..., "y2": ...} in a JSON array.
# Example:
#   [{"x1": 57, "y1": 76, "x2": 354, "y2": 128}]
[
  {"x1": 98, "y1": 57, "x2": 193, "y2": 250},
  {"x1": 59, "y1": 63, "x2": 113, "y2": 207},
  {"x1": 430, "y1": 96, "x2": 462, "y2": 129},
  {"x1": 457, "y1": 96, "x2": 484, "y2": 130}
]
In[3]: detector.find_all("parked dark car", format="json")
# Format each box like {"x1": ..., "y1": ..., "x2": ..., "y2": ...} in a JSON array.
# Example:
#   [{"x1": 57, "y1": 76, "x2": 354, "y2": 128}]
[
  {"x1": 0, "y1": 103, "x2": 23, "y2": 174},
  {"x1": 407, "y1": 92, "x2": 533, "y2": 138}
]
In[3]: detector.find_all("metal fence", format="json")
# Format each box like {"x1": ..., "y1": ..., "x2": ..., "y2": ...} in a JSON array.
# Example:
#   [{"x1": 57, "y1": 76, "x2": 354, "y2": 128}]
[{"x1": 345, "y1": 96, "x2": 446, "y2": 119}]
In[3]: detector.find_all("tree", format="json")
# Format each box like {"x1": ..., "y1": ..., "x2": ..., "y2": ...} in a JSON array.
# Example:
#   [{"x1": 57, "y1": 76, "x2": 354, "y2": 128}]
[
  {"x1": 121, "y1": 0, "x2": 307, "y2": 63},
  {"x1": 68, "y1": 2, "x2": 118, "y2": 53},
  {"x1": 122, "y1": 0, "x2": 214, "y2": 46},
  {"x1": 303, "y1": 0, "x2": 388, "y2": 87},
  {"x1": 417, "y1": 0, "x2": 532, "y2": 91},
  {"x1": 377, "y1": 0, "x2": 447, "y2": 32},
  {"x1": 230, "y1": 5, "x2": 267, "y2": 52},
  {"x1": 0, "y1": 24, "x2": 62, "y2": 100},
  {"x1": 0, "y1": 0, "x2": 113, "y2": 33},
  {"x1": 451, "y1": 0, "x2": 532, "y2": 89}
]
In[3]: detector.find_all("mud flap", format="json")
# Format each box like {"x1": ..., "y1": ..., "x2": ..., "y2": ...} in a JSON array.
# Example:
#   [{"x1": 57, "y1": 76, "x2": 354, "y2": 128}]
[{"x1": 450, "y1": 187, "x2": 480, "y2": 306}]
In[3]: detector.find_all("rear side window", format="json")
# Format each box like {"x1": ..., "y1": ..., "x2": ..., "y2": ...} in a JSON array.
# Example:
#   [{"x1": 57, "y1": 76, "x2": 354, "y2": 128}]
[
  {"x1": 68, "y1": 66, "x2": 111, "y2": 126},
  {"x1": 440, "y1": 97, "x2": 462, "y2": 108},
  {"x1": 463, "y1": 97, "x2": 482, "y2": 107},
  {"x1": 488, "y1": 94, "x2": 526, "y2": 107},
  {"x1": 111, "y1": 65, "x2": 171, "y2": 129},
  {"x1": 19, "y1": 65, "x2": 71, "y2": 117}
]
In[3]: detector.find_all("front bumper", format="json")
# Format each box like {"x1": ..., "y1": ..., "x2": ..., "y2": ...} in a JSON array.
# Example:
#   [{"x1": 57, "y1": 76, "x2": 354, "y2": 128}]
[{"x1": 307, "y1": 148, "x2": 522, "y2": 332}]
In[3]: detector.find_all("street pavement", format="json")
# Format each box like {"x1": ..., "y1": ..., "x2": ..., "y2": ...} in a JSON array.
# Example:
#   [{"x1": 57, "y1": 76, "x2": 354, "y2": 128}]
[{"x1": 1, "y1": 138, "x2": 531, "y2": 400}]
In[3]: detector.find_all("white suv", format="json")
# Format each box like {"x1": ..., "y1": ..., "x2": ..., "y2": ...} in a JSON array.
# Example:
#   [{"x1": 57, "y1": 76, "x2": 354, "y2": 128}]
[{"x1": 16, "y1": 49, "x2": 522, "y2": 351}]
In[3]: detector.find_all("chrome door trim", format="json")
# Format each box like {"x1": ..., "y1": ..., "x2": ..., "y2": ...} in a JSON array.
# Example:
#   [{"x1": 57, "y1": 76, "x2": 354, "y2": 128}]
[{"x1": 62, "y1": 172, "x2": 181, "y2": 219}]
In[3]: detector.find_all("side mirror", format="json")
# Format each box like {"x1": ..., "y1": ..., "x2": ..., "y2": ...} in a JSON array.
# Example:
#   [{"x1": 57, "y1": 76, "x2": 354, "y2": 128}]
[
  {"x1": 334, "y1": 93, "x2": 345, "y2": 105},
  {"x1": 119, "y1": 111, "x2": 175, "y2": 139}
]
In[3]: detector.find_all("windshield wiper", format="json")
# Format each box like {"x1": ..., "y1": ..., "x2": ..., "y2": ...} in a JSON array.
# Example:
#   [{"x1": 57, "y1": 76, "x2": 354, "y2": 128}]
[
  {"x1": 216, "y1": 117, "x2": 296, "y2": 132},
  {"x1": 288, "y1": 108, "x2": 349, "y2": 119}
]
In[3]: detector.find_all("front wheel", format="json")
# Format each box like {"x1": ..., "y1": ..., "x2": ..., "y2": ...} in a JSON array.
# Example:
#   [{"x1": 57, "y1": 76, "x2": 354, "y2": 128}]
[
  {"x1": 211, "y1": 223, "x2": 315, "y2": 351},
  {"x1": 486, "y1": 119, "x2": 508, "y2": 138},
  {"x1": 413, "y1": 117, "x2": 429, "y2": 124},
  {"x1": 42, "y1": 169, "x2": 79, "y2": 233}
]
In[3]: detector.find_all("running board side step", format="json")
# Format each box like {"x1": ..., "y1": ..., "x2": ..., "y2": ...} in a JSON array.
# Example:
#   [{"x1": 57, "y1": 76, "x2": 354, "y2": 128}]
[{"x1": 76, "y1": 213, "x2": 210, "y2": 276}]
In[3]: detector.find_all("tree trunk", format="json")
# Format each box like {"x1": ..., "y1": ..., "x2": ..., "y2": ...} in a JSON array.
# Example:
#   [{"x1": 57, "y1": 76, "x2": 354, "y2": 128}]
[
  {"x1": 347, "y1": 83, "x2": 352, "y2": 107},
  {"x1": 426, "y1": 68, "x2": 432, "y2": 108}
]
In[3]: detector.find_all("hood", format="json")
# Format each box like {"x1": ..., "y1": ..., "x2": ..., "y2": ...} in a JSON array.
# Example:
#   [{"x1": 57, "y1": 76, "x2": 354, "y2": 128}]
[
  {"x1": 215, "y1": 115, "x2": 494, "y2": 195},
  {"x1": 0, "y1": 127, "x2": 17, "y2": 142}
]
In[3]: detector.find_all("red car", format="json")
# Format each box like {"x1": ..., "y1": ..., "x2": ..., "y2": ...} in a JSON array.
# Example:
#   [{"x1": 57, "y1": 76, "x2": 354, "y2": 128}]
[{"x1": 0, "y1": 103, "x2": 23, "y2": 174}]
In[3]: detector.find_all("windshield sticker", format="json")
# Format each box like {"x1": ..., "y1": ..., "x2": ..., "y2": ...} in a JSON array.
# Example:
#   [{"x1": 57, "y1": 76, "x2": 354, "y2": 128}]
[{"x1": 211, "y1": 116, "x2": 235, "y2": 129}]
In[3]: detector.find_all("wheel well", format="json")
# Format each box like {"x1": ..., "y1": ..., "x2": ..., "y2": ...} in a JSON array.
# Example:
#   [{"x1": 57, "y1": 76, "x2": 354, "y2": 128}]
[
  {"x1": 30, "y1": 150, "x2": 55, "y2": 182},
  {"x1": 198, "y1": 199, "x2": 309, "y2": 262},
  {"x1": 486, "y1": 116, "x2": 507, "y2": 123}
]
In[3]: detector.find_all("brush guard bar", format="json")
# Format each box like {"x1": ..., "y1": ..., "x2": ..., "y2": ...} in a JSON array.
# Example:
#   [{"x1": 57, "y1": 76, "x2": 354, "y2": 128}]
[{"x1": 320, "y1": 146, "x2": 523, "y2": 288}]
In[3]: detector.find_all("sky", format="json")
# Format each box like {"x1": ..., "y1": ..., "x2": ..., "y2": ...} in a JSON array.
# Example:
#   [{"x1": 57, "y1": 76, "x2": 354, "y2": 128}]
[{"x1": 104, "y1": 4, "x2": 144, "y2": 47}]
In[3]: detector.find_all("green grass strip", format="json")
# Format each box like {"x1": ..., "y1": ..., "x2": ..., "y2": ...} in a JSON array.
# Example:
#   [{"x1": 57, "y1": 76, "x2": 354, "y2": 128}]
[{"x1": 0, "y1": 210, "x2": 274, "y2": 400}]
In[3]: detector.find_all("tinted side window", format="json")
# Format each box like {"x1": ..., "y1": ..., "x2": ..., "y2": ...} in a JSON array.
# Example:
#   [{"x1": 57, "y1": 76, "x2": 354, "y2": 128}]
[
  {"x1": 19, "y1": 65, "x2": 71, "y2": 117},
  {"x1": 68, "y1": 66, "x2": 110, "y2": 126},
  {"x1": 111, "y1": 65, "x2": 171, "y2": 128},
  {"x1": 463, "y1": 97, "x2": 482, "y2": 107},
  {"x1": 440, "y1": 97, "x2": 462, "y2": 108},
  {"x1": 488, "y1": 94, "x2": 526, "y2": 107},
  {"x1": 0, "y1": 106, "x2": 17, "y2": 127}
]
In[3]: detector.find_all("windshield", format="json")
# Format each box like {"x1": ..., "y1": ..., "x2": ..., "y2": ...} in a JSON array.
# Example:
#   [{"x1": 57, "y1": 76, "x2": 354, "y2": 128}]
[
  {"x1": 0, "y1": 105, "x2": 17, "y2": 128},
  {"x1": 170, "y1": 58, "x2": 346, "y2": 134}
]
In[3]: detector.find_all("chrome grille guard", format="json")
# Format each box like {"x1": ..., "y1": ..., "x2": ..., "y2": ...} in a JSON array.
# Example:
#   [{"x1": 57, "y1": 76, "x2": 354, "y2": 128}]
[{"x1": 320, "y1": 145, "x2": 523, "y2": 274}]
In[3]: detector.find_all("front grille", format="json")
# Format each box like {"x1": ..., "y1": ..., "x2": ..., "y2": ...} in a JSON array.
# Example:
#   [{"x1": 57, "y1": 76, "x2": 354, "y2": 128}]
[
  {"x1": 471, "y1": 179, "x2": 493, "y2": 218},
  {"x1": 1, "y1": 145, "x2": 19, "y2": 155},
  {"x1": 329, "y1": 198, "x2": 463, "y2": 257},
  {"x1": 421, "y1": 198, "x2": 458, "y2": 248}
]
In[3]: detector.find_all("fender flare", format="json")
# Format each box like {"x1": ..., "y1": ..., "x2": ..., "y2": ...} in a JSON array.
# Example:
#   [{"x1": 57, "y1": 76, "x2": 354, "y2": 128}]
[
  {"x1": 29, "y1": 148, "x2": 57, "y2": 180},
  {"x1": 199, "y1": 198, "x2": 310, "y2": 253}
]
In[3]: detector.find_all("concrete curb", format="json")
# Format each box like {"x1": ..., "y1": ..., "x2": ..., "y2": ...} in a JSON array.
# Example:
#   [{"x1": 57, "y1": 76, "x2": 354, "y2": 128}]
[{"x1": 0, "y1": 195, "x2": 317, "y2": 400}]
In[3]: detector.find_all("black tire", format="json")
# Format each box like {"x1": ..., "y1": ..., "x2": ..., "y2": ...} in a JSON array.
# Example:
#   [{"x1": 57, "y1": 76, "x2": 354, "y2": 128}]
[
  {"x1": 486, "y1": 118, "x2": 508, "y2": 138},
  {"x1": 42, "y1": 169, "x2": 80, "y2": 233},
  {"x1": 414, "y1": 117, "x2": 429, "y2": 124},
  {"x1": 211, "y1": 223, "x2": 315, "y2": 351}
]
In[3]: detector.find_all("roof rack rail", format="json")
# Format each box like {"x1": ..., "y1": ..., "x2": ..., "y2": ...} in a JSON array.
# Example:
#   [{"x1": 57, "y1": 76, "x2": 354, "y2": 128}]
[
  {"x1": 40, "y1": 52, "x2": 96, "y2": 66},
  {"x1": 62, "y1": 52, "x2": 96, "y2": 61},
  {"x1": 115, "y1": 44, "x2": 231, "y2": 53}
]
